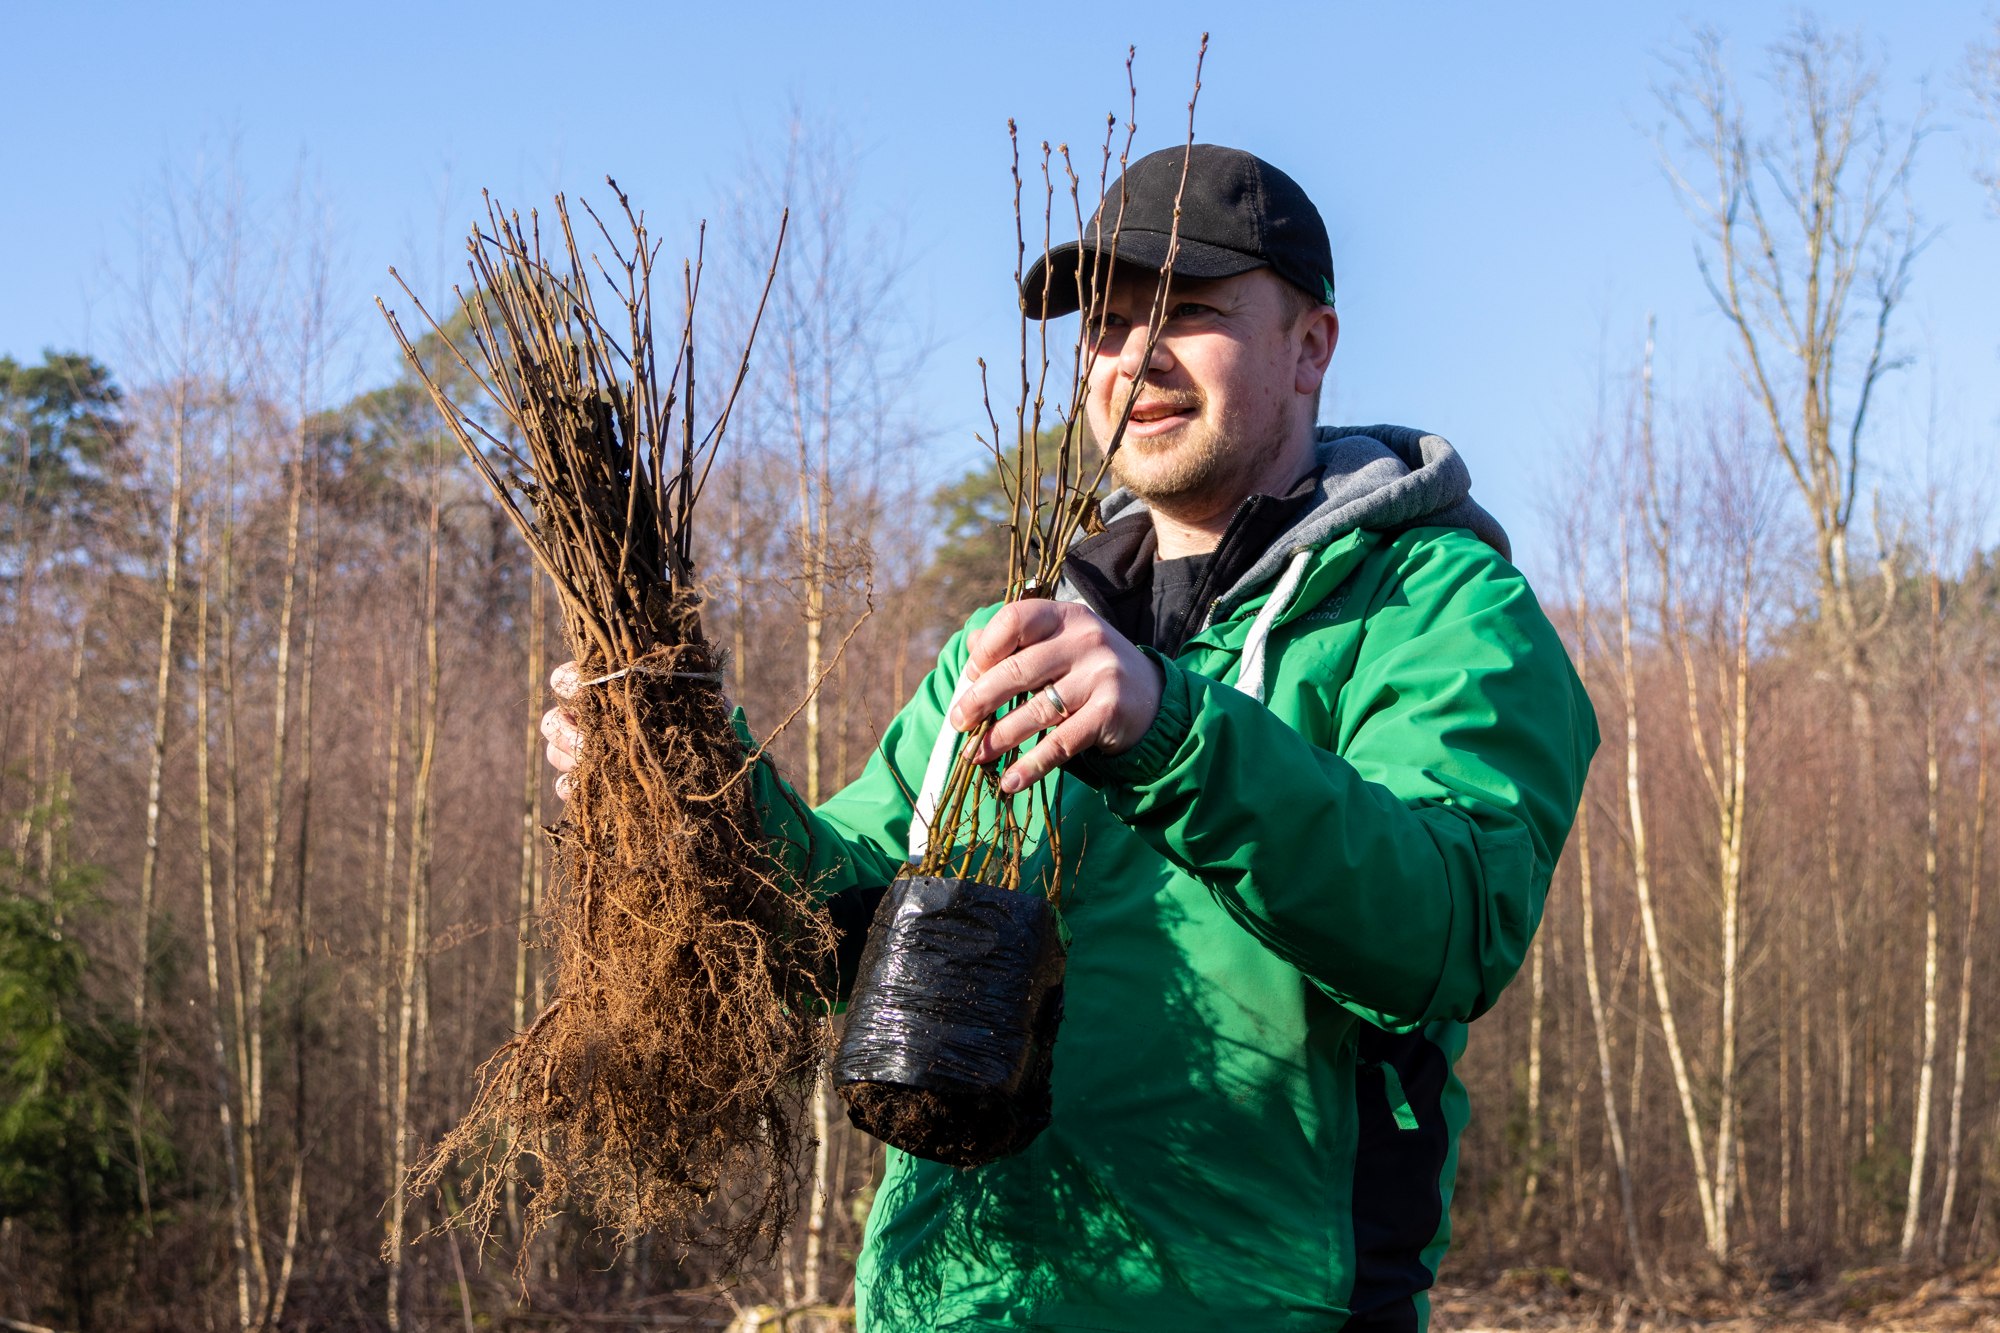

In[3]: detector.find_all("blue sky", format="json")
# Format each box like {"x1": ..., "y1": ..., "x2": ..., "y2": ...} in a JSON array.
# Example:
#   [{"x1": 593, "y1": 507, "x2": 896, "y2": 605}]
[{"x1": 5, "y1": 2, "x2": 1996, "y2": 567}]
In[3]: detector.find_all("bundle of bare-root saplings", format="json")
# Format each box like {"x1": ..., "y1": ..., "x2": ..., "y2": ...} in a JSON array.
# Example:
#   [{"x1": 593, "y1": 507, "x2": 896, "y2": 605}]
[
  {"x1": 834, "y1": 52, "x2": 1203, "y2": 1170},
  {"x1": 379, "y1": 187, "x2": 830, "y2": 1262}
]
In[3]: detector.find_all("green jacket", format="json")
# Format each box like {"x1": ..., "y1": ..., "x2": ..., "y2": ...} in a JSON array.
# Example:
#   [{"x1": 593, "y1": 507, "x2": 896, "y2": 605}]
[{"x1": 751, "y1": 430, "x2": 1597, "y2": 1331}]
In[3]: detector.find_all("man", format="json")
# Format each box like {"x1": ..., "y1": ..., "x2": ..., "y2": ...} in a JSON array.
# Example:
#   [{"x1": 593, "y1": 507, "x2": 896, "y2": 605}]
[{"x1": 545, "y1": 145, "x2": 1596, "y2": 1331}]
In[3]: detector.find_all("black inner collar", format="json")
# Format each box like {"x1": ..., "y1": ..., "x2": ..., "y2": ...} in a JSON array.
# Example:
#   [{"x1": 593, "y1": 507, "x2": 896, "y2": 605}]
[{"x1": 1063, "y1": 468, "x2": 1322, "y2": 656}]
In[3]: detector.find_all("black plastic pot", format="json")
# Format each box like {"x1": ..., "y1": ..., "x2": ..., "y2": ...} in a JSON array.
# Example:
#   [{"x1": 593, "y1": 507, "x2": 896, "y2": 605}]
[{"x1": 831, "y1": 875, "x2": 1066, "y2": 1169}]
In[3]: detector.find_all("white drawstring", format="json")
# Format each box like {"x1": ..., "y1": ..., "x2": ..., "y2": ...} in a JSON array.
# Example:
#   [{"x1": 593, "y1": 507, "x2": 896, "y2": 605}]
[
  {"x1": 912, "y1": 592, "x2": 1088, "y2": 862},
  {"x1": 909, "y1": 569, "x2": 1311, "y2": 860},
  {"x1": 1235, "y1": 548, "x2": 1313, "y2": 705},
  {"x1": 907, "y1": 673, "x2": 974, "y2": 864}
]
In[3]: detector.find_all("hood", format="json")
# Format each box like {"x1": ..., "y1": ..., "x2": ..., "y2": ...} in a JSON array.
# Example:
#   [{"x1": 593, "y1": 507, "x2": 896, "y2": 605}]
[{"x1": 1089, "y1": 424, "x2": 1509, "y2": 622}]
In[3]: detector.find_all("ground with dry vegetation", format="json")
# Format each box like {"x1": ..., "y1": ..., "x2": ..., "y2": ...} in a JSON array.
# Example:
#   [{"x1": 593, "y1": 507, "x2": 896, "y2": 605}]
[
  {"x1": 389, "y1": 1268, "x2": 2000, "y2": 1332},
  {"x1": 1435, "y1": 1265, "x2": 2000, "y2": 1331}
]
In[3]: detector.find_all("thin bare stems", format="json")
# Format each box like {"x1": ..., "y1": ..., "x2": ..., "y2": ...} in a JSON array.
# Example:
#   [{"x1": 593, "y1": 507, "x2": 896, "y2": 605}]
[
  {"x1": 380, "y1": 185, "x2": 786, "y2": 675},
  {"x1": 376, "y1": 188, "x2": 828, "y2": 1268},
  {"x1": 920, "y1": 36, "x2": 1209, "y2": 894}
]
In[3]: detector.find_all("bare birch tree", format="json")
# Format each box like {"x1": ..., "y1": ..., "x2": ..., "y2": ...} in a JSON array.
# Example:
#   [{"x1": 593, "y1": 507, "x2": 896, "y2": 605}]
[
  {"x1": 263, "y1": 199, "x2": 333, "y2": 1329},
  {"x1": 1658, "y1": 28, "x2": 1927, "y2": 1253},
  {"x1": 1553, "y1": 399, "x2": 1647, "y2": 1284},
  {"x1": 194, "y1": 507, "x2": 258, "y2": 1331},
  {"x1": 1898, "y1": 559, "x2": 1944, "y2": 1260},
  {"x1": 1936, "y1": 690, "x2": 1987, "y2": 1259},
  {"x1": 1656, "y1": 20, "x2": 1925, "y2": 735},
  {"x1": 1620, "y1": 326, "x2": 1722, "y2": 1255},
  {"x1": 121, "y1": 167, "x2": 233, "y2": 1225},
  {"x1": 386, "y1": 439, "x2": 444, "y2": 1331},
  {"x1": 1653, "y1": 401, "x2": 1771, "y2": 1257}
]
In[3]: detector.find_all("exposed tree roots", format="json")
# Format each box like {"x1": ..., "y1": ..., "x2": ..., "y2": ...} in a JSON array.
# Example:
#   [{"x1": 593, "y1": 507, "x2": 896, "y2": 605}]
[{"x1": 408, "y1": 636, "x2": 832, "y2": 1266}]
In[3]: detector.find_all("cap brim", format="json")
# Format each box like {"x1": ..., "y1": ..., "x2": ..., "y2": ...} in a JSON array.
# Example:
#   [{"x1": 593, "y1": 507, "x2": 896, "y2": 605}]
[{"x1": 1019, "y1": 231, "x2": 1267, "y2": 319}]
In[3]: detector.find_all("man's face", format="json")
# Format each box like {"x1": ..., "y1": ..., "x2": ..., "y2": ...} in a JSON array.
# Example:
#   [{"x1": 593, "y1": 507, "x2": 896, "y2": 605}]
[{"x1": 1083, "y1": 266, "x2": 1321, "y2": 513}]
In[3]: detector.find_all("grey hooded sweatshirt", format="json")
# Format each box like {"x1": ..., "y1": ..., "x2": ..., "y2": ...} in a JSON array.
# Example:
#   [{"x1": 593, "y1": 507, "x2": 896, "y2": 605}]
[{"x1": 1061, "y1": 423, "x2": 1510, "y2": 652}]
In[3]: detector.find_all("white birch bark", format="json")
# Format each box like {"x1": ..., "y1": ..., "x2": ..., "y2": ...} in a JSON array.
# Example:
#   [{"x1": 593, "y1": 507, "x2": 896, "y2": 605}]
[
  {"x1": 1899, "y1": 571, "x2": 1944, "y2": 1260},
  {"x1": 214, "y1": 425, "x2": 271, "y2": 1318},
  {"x1": 1519, "y1": 930, "x2": 1545, "y2": 1223},
  {"x1": 1936, "y1": 728, "x2": 1986, "y2": 1257},
  {"x1": 129, "y1": 378, "x2": 189, "y2": 1222},
  {"x1": 386, "y1": 463, "x2": 443, "y2": 1330},
  {"x1": 1619, "y1": 518, "x2": 1719, "y2": 1252},
  {"x1": 267, "y1": 436, "x2": 320, "y2": 1333},
  {"x1": 376, "y1": 679, "x2": 402, "y2": 1157},
  {"x1": 195, "y1": 520, "x2": 256, "y2": 1332},
  {"x1": 1626, "y1": 328, "x2": 1721, "y2": 1253},
  {"x1": 1581, "y1": 780, "x2": 1646, "y2": 1282},
  {"x1": 248, "y1": 427, "x2": 308, "y2": 1135},
  {"x1": 508, "y1": 575, "x2": 545, "y2": 1243}
]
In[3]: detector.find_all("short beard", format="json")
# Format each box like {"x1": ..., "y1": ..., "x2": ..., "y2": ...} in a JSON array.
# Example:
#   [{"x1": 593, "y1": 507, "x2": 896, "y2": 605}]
[
  {"x1": 1106, "y1": 431, "x2": 1233, "y2": 507},
  {"x1": 1093, "y1": 387, "x2": 1233, "y2": 507}
]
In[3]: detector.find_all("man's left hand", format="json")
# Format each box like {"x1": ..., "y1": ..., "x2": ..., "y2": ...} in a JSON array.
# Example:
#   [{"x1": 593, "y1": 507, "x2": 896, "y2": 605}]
[{"x1": 949, "y1": 600, "x2": 1163, "y2": 793}]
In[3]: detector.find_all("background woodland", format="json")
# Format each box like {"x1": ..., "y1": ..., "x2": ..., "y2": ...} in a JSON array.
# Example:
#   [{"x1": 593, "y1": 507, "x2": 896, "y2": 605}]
[{"x1": 6, "y1": 19, "x2": 2000, "y2": 1331}]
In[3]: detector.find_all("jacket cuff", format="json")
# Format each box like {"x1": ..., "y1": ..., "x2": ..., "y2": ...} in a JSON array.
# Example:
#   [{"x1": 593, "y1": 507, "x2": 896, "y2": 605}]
[{"x1": 1065, "y1": 647, "x2": 1190, "y2": 789}]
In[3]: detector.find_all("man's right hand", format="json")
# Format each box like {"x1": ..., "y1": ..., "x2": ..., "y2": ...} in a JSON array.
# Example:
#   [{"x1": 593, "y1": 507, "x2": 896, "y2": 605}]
[{"x1": 541, "y1": 661, "x2": 582, "y2": 801}]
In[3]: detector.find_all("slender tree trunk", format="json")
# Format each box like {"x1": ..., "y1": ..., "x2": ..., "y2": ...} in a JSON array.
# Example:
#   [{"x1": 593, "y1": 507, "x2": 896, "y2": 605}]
[
  {"x1": 795, "y1": 504, "x2": 829, "y2": 1313},
  {"x1": 731, "y1": 468, "x2": 749, "y2": 702},
  {"x1": 1562, "y1": 546, "x2": 1648, "y2": 1283},
  {"x1": 1900, "y1": 570, "x2": 1944, "y2": 1260},
  {"x1": 1937, "y1": 723, "x2": 1987, "y2": 1258},
  {"x1": 386, "y1": 460, "x2": 442, "y2": 1328},
  {"x1": 376, "y1": 672, "x2": 402, "y2": 1163},
  {"x1": 1829, "y1": 785, "x2": 1853, "y2": 1245},
  {"x1": 508, "y1": 575, "x2": 546, "y2": 1242},
  {"x1": 195, "y1": 519, "x2": 257, "y2": 1333},
  {"x1": 1709, "y1": 542, "x2": 1754, "y2": 1257},
  {"x1": 1732, "y1": 1129, "x2": 1760, "y2": 1246},
  {"x1": 1799, "y1": 964, "x2": 1814, "y2": 1238},
  {"x1": 1780, "y1": 955, "x2": 1793, "y2": 1237},
  {"x1": 249, "y1": 429, "x2": 309, "y2": 1140},
  {"x1": 1628, "y1": 943, "x2": 1647, "y2": 1171},
  {"x1": 1627, "y1": 331, "x2": 1722, "y2": 1253},
  {"x1": 1580, "y1": 793, "x2": 1647, "y2": 1283},
  {"x1": 1856, "y1": 1016, "x2": 1872, "y2": 1152},
  {"x1": 835, "y1": 641, "x2": 852, "y2": 795},
  {"x1": 795, "y1": 392, "x2": 826, "y2": 812},
  {"x1": 130, "y1": 390, "x2": 189, "y2": 1224},
  {"x1": 267, "y1": 450, "x2": 319, "y2": 1332},
  {"x1": 790, "y1": 276, "x2": 840, "y2": 1317},
  {"x1": 1561, "y1": 922, "x2": 1586, "y2": 1250},
  {"x1": 1519, "y1": 929, "x2": 1546, "y2": 1225},
  {"x1": 216, "y1": 434, "x2": 272, "y2": 1318},
  {"x1": 388, "y1": 459, "x2": 443, "y2": 1331},
  {"x1": 1619, "y1": 519, "x2": 1720, "y2": 1252}
]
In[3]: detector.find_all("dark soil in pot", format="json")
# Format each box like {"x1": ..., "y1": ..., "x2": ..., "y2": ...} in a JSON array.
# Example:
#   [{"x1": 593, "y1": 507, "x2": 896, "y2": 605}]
[{"x1": 832, "y1": 875, "x2": 1066, "y2": 1169}]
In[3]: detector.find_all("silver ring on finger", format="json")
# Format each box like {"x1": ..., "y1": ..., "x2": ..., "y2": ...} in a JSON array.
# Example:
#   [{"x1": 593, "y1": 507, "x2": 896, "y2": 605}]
[{"x1": 1042, "y1": 684, "x2": 1070, "y2": 720}]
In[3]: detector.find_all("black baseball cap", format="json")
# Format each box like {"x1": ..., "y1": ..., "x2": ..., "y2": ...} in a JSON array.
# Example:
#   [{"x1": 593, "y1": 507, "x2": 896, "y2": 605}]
[{"x1": 1020, "y1": 143, "x2": 1335, "y2": 319}]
